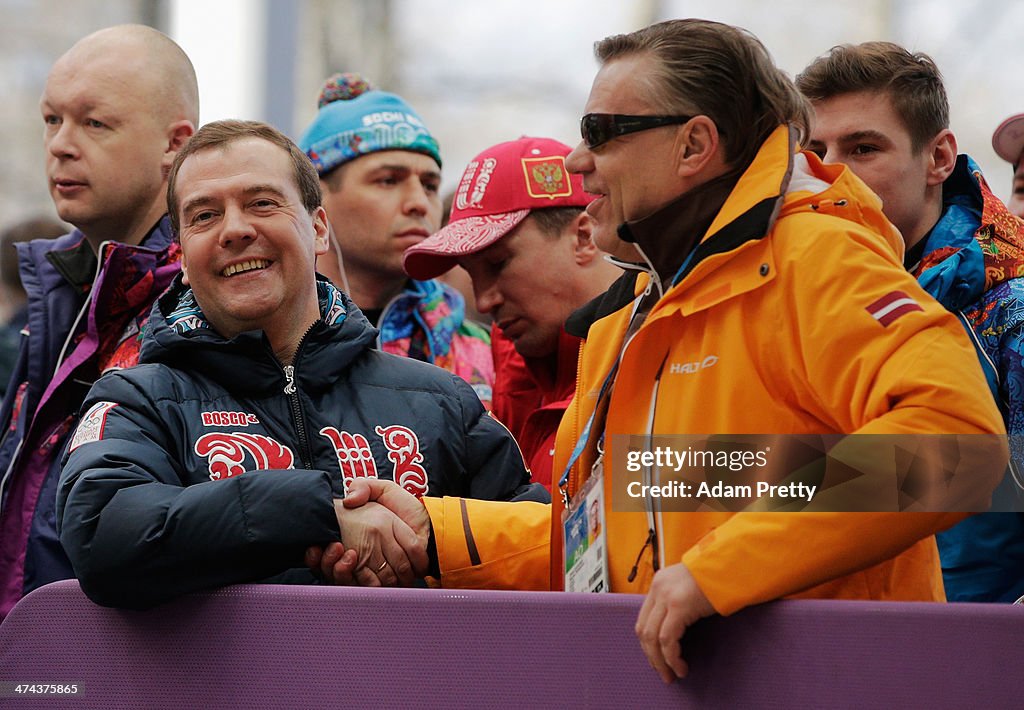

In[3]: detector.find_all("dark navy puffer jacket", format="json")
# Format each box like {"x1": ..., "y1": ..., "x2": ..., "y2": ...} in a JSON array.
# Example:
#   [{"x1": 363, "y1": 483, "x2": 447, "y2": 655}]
[{"x1": 58, "y1": 275, "x2": 542, "y2": 609}]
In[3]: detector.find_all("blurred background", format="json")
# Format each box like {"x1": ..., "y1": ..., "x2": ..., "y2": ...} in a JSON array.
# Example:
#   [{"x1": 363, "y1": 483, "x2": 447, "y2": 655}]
[{"x1": 4, "y1": 0, "x2": 1023, "y2": 229}]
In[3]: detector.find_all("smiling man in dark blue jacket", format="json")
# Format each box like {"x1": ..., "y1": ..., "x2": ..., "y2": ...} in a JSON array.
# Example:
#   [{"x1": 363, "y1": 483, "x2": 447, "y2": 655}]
[{"x1": 56, "y1": 120, "x2": 543, "y2": 609}]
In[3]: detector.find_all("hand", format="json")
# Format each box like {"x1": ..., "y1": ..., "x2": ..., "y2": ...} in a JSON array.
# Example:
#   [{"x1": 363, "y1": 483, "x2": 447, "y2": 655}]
[
  {"x1": 635, "y1": 562, "x2": 716, "y2": 683},
  {"x1": 343, "y1": 478, "x2": 431, "y2": 574},
  {"x1": 332, "y1": 498, "x2": 423, "y2": 587},
  {"x1": 305, "y1": 542, "x2": 358, "y2": 585},
  {"x1": 343, "y1": 478, "x2": 431, "y2": 530}
]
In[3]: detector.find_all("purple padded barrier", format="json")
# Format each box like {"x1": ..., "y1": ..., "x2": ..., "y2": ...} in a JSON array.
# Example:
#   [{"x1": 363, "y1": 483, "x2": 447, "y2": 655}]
[{"x1": 0, "y1": 580, "x2": 1022, "y2": 709}]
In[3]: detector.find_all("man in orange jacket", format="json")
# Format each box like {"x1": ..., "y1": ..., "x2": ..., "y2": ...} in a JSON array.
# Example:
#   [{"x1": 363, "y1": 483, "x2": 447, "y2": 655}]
[{"x1": 310, "y1": 19, "x2": 1008, "y2": 684}]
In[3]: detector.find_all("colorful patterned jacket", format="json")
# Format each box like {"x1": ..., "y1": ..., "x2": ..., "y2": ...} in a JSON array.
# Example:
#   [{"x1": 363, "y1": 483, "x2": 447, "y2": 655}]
[
  {"x1": 377, "y1": 279, "x2": 494, "y2": 408},
  {"x1": 921, "y1": 155, "x2": 1024, "y2": 603},
  {"x1": 0, "y1": 218, "x2": 180, "y2": 619}
]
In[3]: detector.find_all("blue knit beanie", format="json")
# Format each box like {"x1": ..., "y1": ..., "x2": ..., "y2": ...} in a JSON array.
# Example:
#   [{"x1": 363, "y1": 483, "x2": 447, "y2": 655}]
[{"x1": 298, "y1": 72, "x2": 442, "y2": 175}]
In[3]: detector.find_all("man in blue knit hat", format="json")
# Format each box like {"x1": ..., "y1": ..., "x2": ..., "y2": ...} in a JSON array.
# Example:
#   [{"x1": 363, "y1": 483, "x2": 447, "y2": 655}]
[{"x1": 299, "y1": 74, "x2": 494, "y2": 406}]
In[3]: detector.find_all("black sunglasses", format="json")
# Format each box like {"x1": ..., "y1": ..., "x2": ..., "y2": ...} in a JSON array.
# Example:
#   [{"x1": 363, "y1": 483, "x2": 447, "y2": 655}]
[{"x1": 580, "y1": 113, "x2": 693, "y2": 149}]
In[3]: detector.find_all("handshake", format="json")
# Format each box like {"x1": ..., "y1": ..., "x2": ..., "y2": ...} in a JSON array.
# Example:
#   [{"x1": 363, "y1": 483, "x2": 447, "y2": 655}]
[{"x1": 304, "y1": 478, "x2": 432, "y2": 587}]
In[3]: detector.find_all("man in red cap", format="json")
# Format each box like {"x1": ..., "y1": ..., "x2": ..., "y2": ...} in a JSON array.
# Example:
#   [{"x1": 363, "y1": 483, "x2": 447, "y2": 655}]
[
  {"x1": 992, "y1": 112, "x2": 1024, "y2": 218},
  {"x1": 404, "y1": 137, "x2": 621, "y2": 488}
]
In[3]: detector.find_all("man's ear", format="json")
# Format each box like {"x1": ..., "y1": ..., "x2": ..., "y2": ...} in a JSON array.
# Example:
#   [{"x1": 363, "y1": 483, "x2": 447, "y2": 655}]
[
  {"x1": 571, "y1": 212, "x2": 600, "y2": 266},
  {"x1": 162, "y1": 120, "x2": 196, "y2": 172},
  {"x1": 926, "y1": 129, "x2": 957, "y2": 186},
  {"x1": 180, "y1": 251, "x2": 190, "y2": 286},
  {"x1": 312, "y1": 206, "x2": 331, "y2": 256},
  {"x1": 676, "y1": 116, "x2": 723, "y2": 178}
]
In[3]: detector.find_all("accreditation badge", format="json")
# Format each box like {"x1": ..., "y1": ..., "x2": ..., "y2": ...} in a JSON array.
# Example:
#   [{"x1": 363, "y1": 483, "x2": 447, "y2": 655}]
[{"x1": 562, "y1": 455, "x2": 610, "y2": 593}]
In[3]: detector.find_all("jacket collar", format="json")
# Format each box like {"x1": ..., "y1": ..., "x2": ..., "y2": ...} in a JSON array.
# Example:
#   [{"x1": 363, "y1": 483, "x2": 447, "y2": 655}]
[
  {"x1": 618, "y1": 126, "x2": 795, "y2": 294},
  {"x1": 617, "y1": 168, "x2": 742, "y2": 291},
  {"x1": 45, "y1": 216, "x2": 175, "y2": 291},
  {"x1": 142, "y1": 274, "x2": 376, "y2": 395},
  {"x1": 379, "y1": 278, "x2": 466, "y2": 359},
  {"x1": 517, "y1": 327, "x2": 581, "y2": 397},
  {"x1": 565, "y1": 270, "x2": 640, "y2": 338}
]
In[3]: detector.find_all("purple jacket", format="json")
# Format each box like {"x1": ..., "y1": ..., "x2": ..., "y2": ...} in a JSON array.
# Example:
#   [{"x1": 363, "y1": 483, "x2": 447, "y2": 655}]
[{"x1": 0, "y1": 217, "x2": 180, "y2": 619}]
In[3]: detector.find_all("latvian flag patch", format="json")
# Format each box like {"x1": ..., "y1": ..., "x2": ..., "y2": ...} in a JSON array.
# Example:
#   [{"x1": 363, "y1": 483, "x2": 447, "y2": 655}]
[{"x1": 866, "y1": 290, "x2": 924, "y2": 327}]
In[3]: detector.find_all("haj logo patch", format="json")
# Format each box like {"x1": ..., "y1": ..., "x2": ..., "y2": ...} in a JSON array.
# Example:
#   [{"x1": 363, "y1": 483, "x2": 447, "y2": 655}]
[
  {"x1": 866, "y1": 290, "x2": 924, "y2": 327},
  {"x1": 320, "y1": 428, "x2": 379, "y2": 493},
  {"x1": 194, "y1": 433, "x2": 295, "y2": 480},
  {"x1": 69, "y1": 401, "x2": 118, "y2": 452},
  {"x1": 375, "y1": 425, "x2": 428, "y2": 497},
  {"x1": 522, "y1": 156, "x2": 572, "y2": 199}
]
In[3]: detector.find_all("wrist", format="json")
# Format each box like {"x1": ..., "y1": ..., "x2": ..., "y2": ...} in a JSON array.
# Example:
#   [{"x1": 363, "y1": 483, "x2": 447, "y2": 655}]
[{"x1": 331, "y1": 496, "x2": 345, "y2": 542}]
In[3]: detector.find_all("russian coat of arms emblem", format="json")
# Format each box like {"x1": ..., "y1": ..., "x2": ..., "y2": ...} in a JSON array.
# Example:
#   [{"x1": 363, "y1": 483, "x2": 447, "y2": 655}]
[{"x1": 522, "y1": 156, "x2": 573, "y2": 199}]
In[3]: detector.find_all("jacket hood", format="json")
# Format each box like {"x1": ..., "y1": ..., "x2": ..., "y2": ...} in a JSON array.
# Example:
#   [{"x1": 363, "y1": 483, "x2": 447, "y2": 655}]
[
  {"x1": 726, "y1": 126, "x2": 903, "y2": 261},
  {"x1": 141, "y1": 273, "x2": 378, "y2": 396},
  {"x1": 914, "y1": 154, "x2": 1024, "y2": 310},
  {"x1": 780, "y1": 152, "x2": 902, "y2": 252}
]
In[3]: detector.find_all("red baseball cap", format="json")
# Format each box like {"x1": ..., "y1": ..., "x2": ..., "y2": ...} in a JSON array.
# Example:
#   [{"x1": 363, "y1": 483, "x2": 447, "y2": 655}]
[{"x1": 403, "y1": 136, "x2": 594, "y2": 280}]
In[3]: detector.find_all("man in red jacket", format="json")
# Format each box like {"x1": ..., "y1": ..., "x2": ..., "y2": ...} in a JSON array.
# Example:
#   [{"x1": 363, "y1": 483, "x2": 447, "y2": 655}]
[{"x1": 404, "y1": 137, "x2": 620, "y2": 488}]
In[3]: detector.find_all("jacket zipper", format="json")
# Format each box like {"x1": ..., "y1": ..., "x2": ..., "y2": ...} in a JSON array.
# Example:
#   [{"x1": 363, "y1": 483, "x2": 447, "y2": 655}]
[
  {"x1": 567, "y1": 260, "x2": 668, "y2": 582},
  {"x1": 562, "y1": 342, "x2": 587, "y2": 506},
  {"x1": 644, "y1": 359, "x2": 667, "y2": 575},
  {"x1": 615, "y1": 288, "x2": 667, "y2": 582},
  {"x1": 0, "y1": 240, "x2": 109, "y2": 514},
  {"x1": 568, "y1": 287, "x2": 653, "y2": 497},
  {"x1": 282, "y1": 365, "x2": 312, "y2": 469},
  {"x1": 281, "y1": 323, "x2": 319, "y2": 470}
]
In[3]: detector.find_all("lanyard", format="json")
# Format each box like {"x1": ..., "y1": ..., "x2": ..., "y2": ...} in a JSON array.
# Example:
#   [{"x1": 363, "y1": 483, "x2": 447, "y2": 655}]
[
  {"x1": 557, "y1": 245, "x2": 702, "y2": 508},
  {"x1": 557, "y1": 359, "x2": 619, "y2": 507}
]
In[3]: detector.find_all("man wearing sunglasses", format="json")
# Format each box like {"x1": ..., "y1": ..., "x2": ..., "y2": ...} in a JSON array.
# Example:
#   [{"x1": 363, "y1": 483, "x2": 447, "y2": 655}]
[{"x1": 310, "y1": 19, "x2": 1007, "y2": 684}]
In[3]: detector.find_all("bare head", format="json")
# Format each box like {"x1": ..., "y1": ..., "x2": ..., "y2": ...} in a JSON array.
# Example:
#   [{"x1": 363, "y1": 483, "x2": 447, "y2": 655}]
[
  {"x1": 797, "y1": 42, "x2": 957, "y2": 248},
  {"x1": 41, "y1": 25, "x2": 198, "y2": 247},
  {"x1": 167, "y1": 120, "x2": 329, "y2": 363},
  {"x1": 58, "y1": 25, "x2": 199, "y2": 126},
  {"x1": 592, "y1": 19, "x2": 811, "y2": 170},
  {"x1": 565, "y1": 19, "x2": 811, "y2": 252}
]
